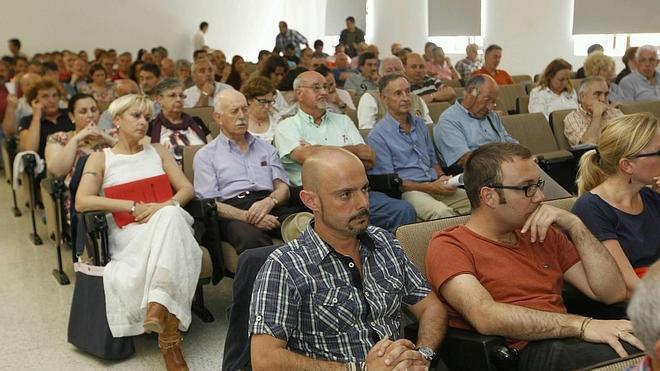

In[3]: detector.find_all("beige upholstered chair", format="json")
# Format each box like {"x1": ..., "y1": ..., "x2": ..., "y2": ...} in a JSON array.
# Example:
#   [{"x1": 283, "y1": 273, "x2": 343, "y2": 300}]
[
  {"x1": 619, "y1": 101, "x2": 660, "y2": 118},
  {"x1": 549, "y1": 109, "x2": 577, "y2": 151},
  {"x1": 428, "y1": 102, "x2": 452, "y2": 123},
  {"x1": 497, "y1": 84, "x2": 528, "y2": 114},
  {"x1": 516, "y1": 95, "x2": 530, "y2": 114},
  {"x1": 511, "y1": 74, "x2": 533, "y2": 85},
  {"x1": 443, "y1": 79, "x2": 462, "y2": 88},
  {"x1": 183, "y1": 106, "x2": 217, "y2": 137}
]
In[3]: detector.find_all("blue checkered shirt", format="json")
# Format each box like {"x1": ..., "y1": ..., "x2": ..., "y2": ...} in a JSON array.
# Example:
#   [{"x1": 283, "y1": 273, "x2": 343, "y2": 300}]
[
  {"x1": 275, "y1": 29, "x2": 308, "y2": 54},
  {"x1": 249, "y1": 224, "x2": 431, "y2": 362}
]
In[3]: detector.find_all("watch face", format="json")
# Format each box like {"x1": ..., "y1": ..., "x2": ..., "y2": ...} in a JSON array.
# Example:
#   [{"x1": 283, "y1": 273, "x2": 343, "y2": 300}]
[{"x1": 417, "y1": 346, "x2": 435, "y2": 361}]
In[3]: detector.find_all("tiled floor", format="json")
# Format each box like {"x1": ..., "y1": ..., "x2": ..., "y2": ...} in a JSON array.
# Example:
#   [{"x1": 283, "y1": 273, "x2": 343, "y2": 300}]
[{"x1": 0, "y1": 177, "x2": 234, "y2": 370}]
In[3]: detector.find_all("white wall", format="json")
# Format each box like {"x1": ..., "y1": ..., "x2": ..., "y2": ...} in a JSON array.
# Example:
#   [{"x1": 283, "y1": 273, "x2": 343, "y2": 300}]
[
  {"x1": 0, "y1": 0, "x2": 624, "y2": 74},
  {"x1": 0, "y1": 0, "x2": 327, "y2": 61}
]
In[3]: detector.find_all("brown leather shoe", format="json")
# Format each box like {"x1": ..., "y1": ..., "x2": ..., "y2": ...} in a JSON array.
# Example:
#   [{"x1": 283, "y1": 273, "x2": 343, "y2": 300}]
[
  {"x1": 143, "y1": 302, "x2": 168, "y2": 334},
  {"x1": 158, "y1": 313, "x2": 188, "y2": 371}
]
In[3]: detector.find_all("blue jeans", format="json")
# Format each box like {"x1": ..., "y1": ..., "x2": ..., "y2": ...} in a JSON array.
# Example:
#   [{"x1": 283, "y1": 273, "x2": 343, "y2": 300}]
[{"x1": 368, "y1": 191, "x2": 416, "y2": 233}]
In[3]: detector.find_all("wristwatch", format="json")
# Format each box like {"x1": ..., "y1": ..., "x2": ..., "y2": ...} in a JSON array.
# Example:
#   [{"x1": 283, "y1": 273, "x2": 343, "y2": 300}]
[{"x1": 416, "y1": 346, "x2": 436, "y2": 362}]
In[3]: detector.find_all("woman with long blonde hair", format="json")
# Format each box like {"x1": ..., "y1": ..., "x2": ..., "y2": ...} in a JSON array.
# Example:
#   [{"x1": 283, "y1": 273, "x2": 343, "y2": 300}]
[{"x1": 573, "y1": 113, "x2": 660, "y2": 298}]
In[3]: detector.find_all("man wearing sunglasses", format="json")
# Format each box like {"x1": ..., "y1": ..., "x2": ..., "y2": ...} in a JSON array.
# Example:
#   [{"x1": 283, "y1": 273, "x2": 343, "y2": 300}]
[{"x1": 426, "y1": 143, "x2": 644, "y2": 370}]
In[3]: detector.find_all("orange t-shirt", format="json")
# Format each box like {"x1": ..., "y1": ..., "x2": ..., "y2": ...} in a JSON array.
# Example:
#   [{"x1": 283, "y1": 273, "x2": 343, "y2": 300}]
[
  {"x1": 472, "y1": 67, "x2": 515, "y2": 85},
  {"x1": 425, "y1": 225, "x2": 580, "y2": 349}
]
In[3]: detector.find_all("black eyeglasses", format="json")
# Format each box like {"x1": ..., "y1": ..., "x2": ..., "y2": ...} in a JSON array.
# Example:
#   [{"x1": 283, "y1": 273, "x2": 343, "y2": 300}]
[
  {"x1": 486, "y1": 179, "x2": 545, "y2": 197},
  {"x1": 632, "y1": 150, "x2": 660, "y2": 158},
  {"x1": 299, "y1": 84, "x2": 331, "y2": 93},
  {"x1": 255, "y1": 98, "x2": 275, "y2": 105}
]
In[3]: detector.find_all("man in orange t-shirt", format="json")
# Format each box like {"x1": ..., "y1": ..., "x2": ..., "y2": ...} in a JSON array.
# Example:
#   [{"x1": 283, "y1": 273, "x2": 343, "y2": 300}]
[
  {"x1": 425, "y1": 142, "x2": 643, "y2": 370},
  {"x1": 471, "y1": 44, "x2": 514, "y2": 85}
]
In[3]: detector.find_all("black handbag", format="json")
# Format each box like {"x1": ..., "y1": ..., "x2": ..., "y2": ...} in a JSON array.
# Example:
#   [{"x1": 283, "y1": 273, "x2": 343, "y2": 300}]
[
  {"x1": 67, "y1": 263, "x2": 135, "y2": 360},
  {"x1": 368, "y1": 173, "x2": 403, "y2": 199}
]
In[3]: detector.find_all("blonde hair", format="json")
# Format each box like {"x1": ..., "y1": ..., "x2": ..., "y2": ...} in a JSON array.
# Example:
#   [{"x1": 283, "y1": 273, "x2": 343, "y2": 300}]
[
  {"x1": 583, "y1": 51, "x2": 615, "y2": 78},
  {"x1": 106, "y1": 94, "x2": 155, "y2": 121},
  {"x1": 577, "y1": 113, "x2": 658, "y2": 195}
]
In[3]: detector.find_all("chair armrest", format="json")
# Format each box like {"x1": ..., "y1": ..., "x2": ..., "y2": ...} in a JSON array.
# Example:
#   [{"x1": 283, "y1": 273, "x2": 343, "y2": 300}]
[
  {"x1": 40, "y1": 177, "x2": 66, "y2": 197},
  {"x1": 183, "y1": 197, "x2": 217, "y2": 220},
  {"x1": 442, "y1": 328, "x2": 516, "y2": 371},
  {"x1": 81, "y1": 211, "x2": 110, "y2": 266}
]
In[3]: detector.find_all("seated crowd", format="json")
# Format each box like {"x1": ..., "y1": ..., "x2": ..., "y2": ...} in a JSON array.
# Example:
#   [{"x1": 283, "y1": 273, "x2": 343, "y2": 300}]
[{"x1": 1, "y1": 20, "x2": 659, "y2": 371}]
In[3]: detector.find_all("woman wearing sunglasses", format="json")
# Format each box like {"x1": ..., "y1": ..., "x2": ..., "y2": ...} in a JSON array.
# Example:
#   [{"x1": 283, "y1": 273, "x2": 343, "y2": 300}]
[{"x1": 574, "y1": 113, "x2": 660, "y2": 299}]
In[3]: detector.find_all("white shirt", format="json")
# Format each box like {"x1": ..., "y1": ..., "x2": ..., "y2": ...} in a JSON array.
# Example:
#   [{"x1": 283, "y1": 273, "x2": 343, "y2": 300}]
[
  {"x1": 336, "y1": 88, "x2": 356, "y2": 110},
  {"x1": 192, "y1": 30, "x2": 206, "y2": 51},
  {"x1": 357, "y1": 93, "x2": 432, "y2": 129},
  {"x1": 248, "y1": 112, "x2": 280, "y2": 143},
  {"x1": 528, "y1": 86, "x2": 578, "y2": 119},
  {"x1": 183, "y1": 82, "x2": 233, "y2": 108}
]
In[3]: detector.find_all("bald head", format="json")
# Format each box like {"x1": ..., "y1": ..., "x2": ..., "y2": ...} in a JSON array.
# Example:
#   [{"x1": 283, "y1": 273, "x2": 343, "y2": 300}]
[
  {"x1": 114, "y1": 79, "x2": 139, "y2": 97},
  {"x1": 302, "y1": 147, "x2": 364, "y2": 193},
  {"x1": 19, "y1": 72, "x2": 41, "y2": 92},
  {"x1": 214, "y1": 89, "x2": 246, "y2": 114}
]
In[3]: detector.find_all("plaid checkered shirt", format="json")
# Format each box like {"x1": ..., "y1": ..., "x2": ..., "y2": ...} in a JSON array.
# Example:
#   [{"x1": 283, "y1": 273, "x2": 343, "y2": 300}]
[{"x1": 249, "y1": 223, "x2": 431, "y2": 362}]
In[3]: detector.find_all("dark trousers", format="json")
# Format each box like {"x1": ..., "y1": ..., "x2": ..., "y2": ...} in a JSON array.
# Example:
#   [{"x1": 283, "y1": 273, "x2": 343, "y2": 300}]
[
  {"x1": 517, "y1": 338, "x2": 642, "y2": 371},
  {"x1": 220, "y1": 191, "x2": 305, "y2": 254}
]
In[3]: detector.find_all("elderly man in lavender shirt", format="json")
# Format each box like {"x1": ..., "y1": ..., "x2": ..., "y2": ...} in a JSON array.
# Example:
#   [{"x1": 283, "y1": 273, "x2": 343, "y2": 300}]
[{"x1": 193, "y1": 90, "x2": 299, "y2": 253}]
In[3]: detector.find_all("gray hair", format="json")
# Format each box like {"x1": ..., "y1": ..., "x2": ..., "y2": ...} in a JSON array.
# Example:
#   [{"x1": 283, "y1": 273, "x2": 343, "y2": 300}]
[
  {"x1": 627, "y1": 262, "x2": 660, "y2": 359},
  {"x1": 292, "y1": 74, "x2": 305, "y2": 91},
  {"x1": 578, "y1": 76, "x2": 607, "y2": 96},
  {"x1": 154, "y1": 77, "x2": 183, "y2": 96},
  {"x1": 636, "y1": 44, "x2": 658, "y2": 60},
  {"x1": 465, "y1": 74, "x2": 488, "y2": 95},
  {"x1": 379, "y1": 73, "x2": 407, "y2": 94},
  {"x1": 174, "y1": 59, "x2": 191, "y2": 73},
  {"x1": 378, "y1": 57, "x2": 403, "y2": 76},
  {"x1": 213, "y1": 89, "x2": 244, "y2": 114}
]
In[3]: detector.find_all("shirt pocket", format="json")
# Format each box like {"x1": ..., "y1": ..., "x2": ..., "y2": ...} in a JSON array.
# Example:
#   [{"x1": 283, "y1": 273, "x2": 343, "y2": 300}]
[
  {"x1": 312, "y1": 287, "x2": 357, "y2": 334},
  {"x1": 371, "y1": 275, "x2": 405, "y2": 320}
]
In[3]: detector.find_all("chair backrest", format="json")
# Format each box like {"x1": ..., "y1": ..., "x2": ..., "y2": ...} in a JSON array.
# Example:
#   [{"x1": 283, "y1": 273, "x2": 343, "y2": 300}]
[
  {"x1": 98, "y1": 102, "x2": 111, "y2": 112},
  {"x1": 497, "y1": 84, "x2": 528, "y2": 114},
  {"x1": 548, "y1": 109, "x2": 576, "y2": 150},
  {"x1": 544, "y1": 196, "x2": 576, "y2": 211},
  {"x1": 183, "y1": 107, "x2": 217, "y2": 137},
  {"x1": 524, "y1": 82, "x2": 536, "y2": 94},
  {"x1": 501, "y1": 112, "x2": 561, "y2": 154},
  {"x1": 346, "y1": 109, "x2": 359, "y2": 128},
  {"x1": 454, "y1": 87, "x2": 465, "y2": 100},
  {"x1": 619, "y1": 101, "x2": 660, "y2": 118},
  {"x1": 428, "y1": 102, "x2": 452, "y2": 123},
  {"x1": 570, "y1": 79, "x2": 584, "y2": 91},
  {"x1": 395, "y1": 215, "x2": 470, "y2": 277},
  {"x1": 443, "y1": 79, "x2": 463, "y2": 88},
  {"x1": 516, "y1": 96, "x2": 530, "y2": 114},
  {"x1": 576, "y1": 353, "x2": 645, "y2": 371},
  {"x1": 511, "y1": 75, "x2": 533, "y2": 85},
  {"x1": 359, "y1": 128, "x2": 370, "y2": 141},
  {"x1": 182, "y1": 144, "x2": 204, "y2": 184}
]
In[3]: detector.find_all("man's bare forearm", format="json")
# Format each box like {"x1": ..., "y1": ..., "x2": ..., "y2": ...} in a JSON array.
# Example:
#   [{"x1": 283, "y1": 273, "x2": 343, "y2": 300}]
[
  {"x1": 415, "y1": 302, "x2": 447, "y2": 350},
  {"x1": 252, "y1": 348, "x2": 345, "y2": 371},
  {"x1": 567, "y1": 220, "x2": 626, "y2": 303},
  {"x1": 473, "y1": 301, "x2": 584, "y2": 341},
  {"x1": 216, "y1": 201, "x2": 247, "y2": 222}
]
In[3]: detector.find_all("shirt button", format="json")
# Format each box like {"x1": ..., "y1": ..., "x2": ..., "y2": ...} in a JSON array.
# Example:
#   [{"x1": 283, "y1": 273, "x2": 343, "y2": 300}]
[
  {"x1": 332, "y1": 298, "x2": 338, "y2": 303},
  {"x1": 348, "y1": 262, "x2": 355, "y2": 268},
  {"x1": 256, "y1": 315, "x2": 262, "y2": 321},
  {"x1": 371, "y1": 321, "x2": 377, "y2": 326}
]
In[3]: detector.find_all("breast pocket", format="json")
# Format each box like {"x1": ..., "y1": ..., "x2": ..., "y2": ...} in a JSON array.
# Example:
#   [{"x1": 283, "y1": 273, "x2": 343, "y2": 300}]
[
  {"x1": 312, "y1": 287, "x2": 357, "y2": 334},
  {"x1": 371, "y1": 275, "x2": 405, "y2": 320}
]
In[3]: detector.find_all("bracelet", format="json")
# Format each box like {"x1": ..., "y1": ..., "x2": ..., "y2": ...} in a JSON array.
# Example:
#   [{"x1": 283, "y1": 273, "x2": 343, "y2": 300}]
[
  {"x1": 128, "y1": 201, "x2": 137, "y2": 215},
  {"x1": 579, "y1": 317, "x2": 593, "y2": 340},
  {"x1": 269, "y1": 196, "x2": 279, "y2": 206}
]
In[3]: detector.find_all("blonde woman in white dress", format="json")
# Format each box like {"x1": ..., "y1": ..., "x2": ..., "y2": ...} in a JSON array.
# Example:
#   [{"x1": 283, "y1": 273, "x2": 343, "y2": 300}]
[{"x1": 76, "y1": 94, "x2": 201, "y2": 371}]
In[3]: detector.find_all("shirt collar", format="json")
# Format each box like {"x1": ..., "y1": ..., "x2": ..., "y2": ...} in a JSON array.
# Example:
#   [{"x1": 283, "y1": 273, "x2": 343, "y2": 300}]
[
  {"x1": 296, "y1": 107, "x2": 328, "y2": 126},
  {"x1": 214, "y1": 130, "x2": 255, "y2": 151},
  {"x1": 299, "y1": 222, "x2": 380, "y2": 266},
  {"x1": 384, "y1": 112, "x2": 417, "y2": 134}
]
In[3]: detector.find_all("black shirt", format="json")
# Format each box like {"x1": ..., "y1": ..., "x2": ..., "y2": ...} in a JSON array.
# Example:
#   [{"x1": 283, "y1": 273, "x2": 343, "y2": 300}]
[{"x1": 18, "y1": 109, "x2": 74, "y2": 158}]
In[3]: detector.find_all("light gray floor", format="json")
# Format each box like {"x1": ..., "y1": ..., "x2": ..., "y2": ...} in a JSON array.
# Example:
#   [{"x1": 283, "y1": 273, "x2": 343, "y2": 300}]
[{"x1": 0, "y1": 176, "x2": 233, "y2": 370}]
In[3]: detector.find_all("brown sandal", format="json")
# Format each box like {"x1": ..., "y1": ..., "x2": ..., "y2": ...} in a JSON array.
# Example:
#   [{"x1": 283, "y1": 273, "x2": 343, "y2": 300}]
[{"x1": 158, "y1": 313, "x2": 188, "y2": 371}]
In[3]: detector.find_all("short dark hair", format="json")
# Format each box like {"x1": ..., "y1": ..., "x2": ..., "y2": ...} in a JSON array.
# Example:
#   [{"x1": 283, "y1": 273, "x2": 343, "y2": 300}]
[
  {"x1": 587, "y1": 44, "x2": 604, "y2": 54},
  {"x1": 260, "y1": 55, "x2": 289, "y2": 78},
  {"x1": 200, "y1": 22, "x2": 208, "y2": 30},
  {"x1": 41, "y1": 61, "x2": 58, "y2": 73},
  {"x1": 193, "y1": 49, "x2": 207, "y2": 60},
  {"x1": 485, "y1": 44, "x2": 502, "y2": 55},
  {"x1": 358, "y1": 52, "x2": 377, "y2": 66},
  {"x1": 8, "y1": 38, "x2": 21, "y2": 48},
  {"x1": 278, "y1": 66, "x2": 308, "y2": 91},
  {"x1": 88, "y1": 63, "x2": 106, "y2": 77},
  {"x1": 314, "y1": 39, "x2": 324, "y2": 48},
  {"x1": 346, "y1": 16, "x2": 355, "y2": 23},
  {"x1": 258, "y1": 50, "x2": 271, "y2": 61},
  {"x1": 140, "y1": 63, "x2": 161, "y2": 78},
  {"x1": 463, "y1": 143, "x2": 533, "y2": 209},
  {"x1": 68, "y1": 93, "x2": 97, "y2": 114},
  {"x1": 378, "y1": 73, "x2": 407, "y2": 94},
  {"x1": 285, "y1": 44, "x2": 296, "y2": 51},
  {"x1": 314, "y1": 64, "x2": 331, "y2": 77}
]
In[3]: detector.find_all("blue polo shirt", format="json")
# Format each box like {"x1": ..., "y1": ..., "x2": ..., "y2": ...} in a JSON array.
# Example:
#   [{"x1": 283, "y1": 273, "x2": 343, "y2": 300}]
[
  {"x1": 434, "y1": 101, "x2": 517, "y2": 167},
  {"x1": 619, "y1": 71, "x2": 660, "y2": 102},
  {"x1": 367, "y1": 113, "x2": 438, "y2": 182}
]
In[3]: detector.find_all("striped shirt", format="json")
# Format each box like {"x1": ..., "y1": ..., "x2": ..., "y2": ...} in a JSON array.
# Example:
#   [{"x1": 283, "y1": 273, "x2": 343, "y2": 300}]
[
  {"x1": 411, "y1": 76, "x2": 443, "y2": 97},
  {"x1": 455, "y1": 57, "x2": 483, "y2": 81},
  {"x1": 563, "y1": 105, "x2": 623, "y2": 147},
  {"x1": 275, "y1": 29, "x2": 308, "y2": 55},
  {"x1": 249, "y1": 223, "x2": 431, "y2": 362}
]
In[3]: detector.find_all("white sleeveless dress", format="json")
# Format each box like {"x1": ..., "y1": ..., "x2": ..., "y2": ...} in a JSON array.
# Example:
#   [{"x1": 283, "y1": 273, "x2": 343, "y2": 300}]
[{"x1": 101, "y1": 144, "x2": 202, "y2": 337}]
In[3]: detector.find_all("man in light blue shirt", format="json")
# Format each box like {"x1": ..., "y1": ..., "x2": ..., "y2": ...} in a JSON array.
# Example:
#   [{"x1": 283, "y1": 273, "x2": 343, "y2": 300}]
[
  {"x1": 619, "y1": 45, "x2": 660, "y2": 102},
  {"x1": 434, "y1": 74, "x2": 518, "y2": 172},
  {"x1": 275, "y1": 71, "x2": 416, "y2": 232},
  {"x1": 367, "y1": 74, "x2": 470, "y2": 220}
]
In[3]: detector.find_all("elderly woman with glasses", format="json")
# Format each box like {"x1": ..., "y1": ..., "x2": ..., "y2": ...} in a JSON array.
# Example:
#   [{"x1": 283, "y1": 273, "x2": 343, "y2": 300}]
[
  {"x1": 241, "y1": 76, "x2": 280, "y2": 142},
  {"x1": 574, "y1": 113, "x2": 660, "y2": 299},
  {"x1": 151, "y1": 77, "x2": 210, "y2": 164}
]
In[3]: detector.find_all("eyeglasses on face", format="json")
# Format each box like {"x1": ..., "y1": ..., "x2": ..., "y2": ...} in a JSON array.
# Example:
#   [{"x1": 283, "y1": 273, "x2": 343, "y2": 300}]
[
  {"x1": 632, "y1": 150, "x2": 660, "y2": 159},
  {"x1": 486, "y1": 179, "x2": 546, "y2": 197},
  {"x1": 255, "y1": 97, "x2": 275, "y2": 105},
  {"x1": 163, "y1": 92, "x2": 187, "y2": 99}
]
